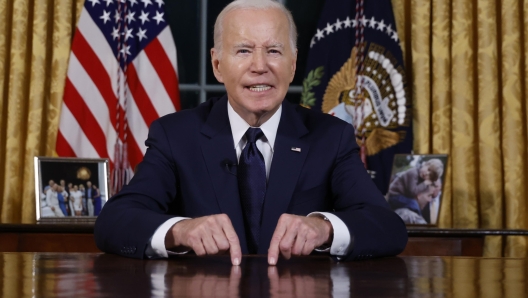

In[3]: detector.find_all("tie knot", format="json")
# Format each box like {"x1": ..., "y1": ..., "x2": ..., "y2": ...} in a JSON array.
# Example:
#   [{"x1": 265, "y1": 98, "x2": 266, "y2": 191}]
[{"x1": 245, "y1": 127, "x2": 264, "y2": 143}]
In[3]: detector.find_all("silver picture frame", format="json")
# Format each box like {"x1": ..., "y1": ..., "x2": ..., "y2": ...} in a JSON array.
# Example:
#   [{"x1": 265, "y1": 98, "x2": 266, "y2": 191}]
[
  {"x1": 34, "y1": 156, "x2": 110, "y2": 224},
  {"x1": 387, "y1": 154, "x2": 448, "y2": 226}
]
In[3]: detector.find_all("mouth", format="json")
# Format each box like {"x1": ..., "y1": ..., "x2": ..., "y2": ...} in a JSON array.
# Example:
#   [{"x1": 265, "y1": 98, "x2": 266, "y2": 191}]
[{"x1": 247, "y1": 85, "x2": 272, "y2": 92}]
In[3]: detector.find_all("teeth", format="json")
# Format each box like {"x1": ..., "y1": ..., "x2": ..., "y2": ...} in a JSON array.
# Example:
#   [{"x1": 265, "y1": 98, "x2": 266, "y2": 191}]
[{"x1": 249, "y1": 85, "x2": 271, "y2": 92}]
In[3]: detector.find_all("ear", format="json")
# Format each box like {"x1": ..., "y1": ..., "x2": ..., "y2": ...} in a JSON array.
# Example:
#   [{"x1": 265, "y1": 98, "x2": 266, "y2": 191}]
[
  {"x1": 289, "y1": 49, "x2": 298, "y2": 83},
  {"x1": 211, "y1": 48, "x2": 224, "y2": 83}
]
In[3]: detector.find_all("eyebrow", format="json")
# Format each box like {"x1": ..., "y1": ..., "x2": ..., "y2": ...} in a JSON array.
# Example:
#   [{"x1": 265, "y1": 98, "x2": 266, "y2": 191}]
[{"x1": 233, "y1": 42, "x2": 285, "y2": 49}]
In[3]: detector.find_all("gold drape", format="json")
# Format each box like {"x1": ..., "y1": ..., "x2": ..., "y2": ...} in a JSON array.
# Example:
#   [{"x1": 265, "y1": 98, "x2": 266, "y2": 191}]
[
  {"x1": 392, "y1": 0, "x2": 528, "y2": 256},
  {"x1": 0, "y1": 0, "x2": 84, "y2": 223}
]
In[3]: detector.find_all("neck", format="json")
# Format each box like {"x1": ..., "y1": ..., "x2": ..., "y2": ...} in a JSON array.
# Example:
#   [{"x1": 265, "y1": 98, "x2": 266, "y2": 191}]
[
  {"x1": 245, "y1": 111, "x2": 273, "y2": 127},
  {"x1": 228, "y1": 100, "x2": 281, "y2": 127}
]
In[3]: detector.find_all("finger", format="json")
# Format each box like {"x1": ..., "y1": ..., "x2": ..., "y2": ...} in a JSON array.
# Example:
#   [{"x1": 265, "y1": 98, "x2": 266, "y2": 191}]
[
  {"x1": 301, "y1": 241, "x2": 315, "y2": 255},
  {"x1": 219, "y1": 215, "x2": 242, "y2": 266},
  {"x1": 209, "y1": 222, "x2": 230, "y2": 253},
  {"x1": 189, "y1": 237, "x2": 206, "y2": 256},
  {"x1": 278, "y1": 219, "x2": 299, "y2": 260},
  {"x1": 268, "y1": 216, "x2": 289, "y2": 265},
  {"x1": 213, "y1": 235, "x2": 230, "y2": 254},
  {"x1": 212, "y1": 227, "x2": 231, "y2": 253},
  {"x1": 279, "y1": 233, "x2": 295, "y2": 260},
  {"x1": 291, "y1": 227, "x2": 308, "y2": 256},
  {"x1": 202, "y1": 233, "x2": 220, "y2": 255}
]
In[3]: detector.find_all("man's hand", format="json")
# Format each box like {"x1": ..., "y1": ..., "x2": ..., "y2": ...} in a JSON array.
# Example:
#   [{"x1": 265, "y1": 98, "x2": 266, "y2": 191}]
[
  {"x1": 267, "y1": 214, "x2": 333, "y2": 265},
  {"x1": 165, "y1": 214, "x2": 242, "y2": 266}
]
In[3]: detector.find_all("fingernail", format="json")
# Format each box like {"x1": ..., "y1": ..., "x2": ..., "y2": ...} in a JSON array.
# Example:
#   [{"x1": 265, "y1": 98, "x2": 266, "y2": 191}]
[
  {"x1": 233, "y1": 258, "x2": 240, "y2": 266},
  {"x1": 269, "y1": 257, "x2": 276, "y2": 265}
]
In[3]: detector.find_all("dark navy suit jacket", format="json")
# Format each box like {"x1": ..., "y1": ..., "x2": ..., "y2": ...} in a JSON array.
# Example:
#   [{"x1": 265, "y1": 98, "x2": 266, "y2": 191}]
[{"x1": 94, "y1": 96, "x2": 407, "y2": 260}]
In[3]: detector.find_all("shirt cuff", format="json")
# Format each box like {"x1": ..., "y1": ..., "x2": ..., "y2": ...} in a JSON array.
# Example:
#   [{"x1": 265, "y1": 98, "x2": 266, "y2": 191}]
[
  {"x1": 307, "y1": 212, "x2": 352, "y2": 256},
  {"x1": 145, "y1": 217, "x2": 190, "y2": 258}
]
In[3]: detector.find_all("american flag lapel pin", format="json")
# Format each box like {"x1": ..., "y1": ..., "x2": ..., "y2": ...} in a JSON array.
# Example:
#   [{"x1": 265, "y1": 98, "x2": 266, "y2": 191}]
[{"x1": 291, "y1": 147, "x2": 301, "y2": 152}]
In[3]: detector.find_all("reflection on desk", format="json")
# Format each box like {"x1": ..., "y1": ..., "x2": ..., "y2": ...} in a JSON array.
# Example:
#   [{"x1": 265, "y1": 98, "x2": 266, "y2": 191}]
[{"x1": 0, "y1": 253, "x2": 527, "y2": 297}]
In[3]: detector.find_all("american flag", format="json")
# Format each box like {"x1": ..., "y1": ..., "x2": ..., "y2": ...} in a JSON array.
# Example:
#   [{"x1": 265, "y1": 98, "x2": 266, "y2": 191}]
[{"x1": 56, "y1": 0, "x2": 180, "y2": 195}]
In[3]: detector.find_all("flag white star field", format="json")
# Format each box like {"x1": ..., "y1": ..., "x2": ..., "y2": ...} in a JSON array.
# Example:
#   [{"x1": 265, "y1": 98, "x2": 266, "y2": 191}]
[{"x1": 56, "y1": 0, "x2": 180, "y2": 194}]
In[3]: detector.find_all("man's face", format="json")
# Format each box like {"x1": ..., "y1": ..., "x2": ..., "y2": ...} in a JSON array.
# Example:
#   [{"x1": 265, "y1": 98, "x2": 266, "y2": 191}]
[
  {"x1": 87, "y1": 181, "x2": 92, "y2": 187},
  {"x1": 416, "y1": 188, "x2": 433, "y2": 210},
  {"x1": 211, "y1": 8, "x2": 297, "y2": 124}
]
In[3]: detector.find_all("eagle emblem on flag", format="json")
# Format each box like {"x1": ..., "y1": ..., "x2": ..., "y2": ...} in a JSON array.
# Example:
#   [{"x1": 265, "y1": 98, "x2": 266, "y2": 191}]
[{"x1": 322, "y1": 45, "x2": 409, "y2": 156}]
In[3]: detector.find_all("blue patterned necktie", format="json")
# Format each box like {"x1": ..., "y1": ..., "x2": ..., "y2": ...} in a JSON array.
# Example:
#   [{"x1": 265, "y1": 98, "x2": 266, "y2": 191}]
[{"x1": 238, "y1": 127, "x2": 266, "y2": 254}]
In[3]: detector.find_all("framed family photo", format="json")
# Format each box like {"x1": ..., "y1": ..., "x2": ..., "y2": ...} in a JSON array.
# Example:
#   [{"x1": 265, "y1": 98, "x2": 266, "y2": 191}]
[
  {"x1": 34, "y1": 157, "x2": 110, "y2": 223},
  {"x1": 387, "y1": 154, "x2": 448, "y2": 226}
]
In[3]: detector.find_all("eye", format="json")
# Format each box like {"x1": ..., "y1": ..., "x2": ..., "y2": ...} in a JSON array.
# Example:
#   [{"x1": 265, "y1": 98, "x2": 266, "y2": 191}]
[
  {"x1": 268, "y1": 49, "x2": 281, "y2": 54},
  {"x1": 237, "y1": 49, "x2": 250, "y2": 54}
]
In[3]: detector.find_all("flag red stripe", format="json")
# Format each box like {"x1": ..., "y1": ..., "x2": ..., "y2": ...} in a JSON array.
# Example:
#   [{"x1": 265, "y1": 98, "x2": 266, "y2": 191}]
[
  {"x1": 63, "y1": 79, "x2": 109, "y2": 158},
  {"x1": 71, "y1": 30, "x2": 118, "y2": 128},
  {"x1": 55, "y1": 131, "x2": 76, "y2": 157},
  {"x1": 144, "y1": 38, "x2": 181, "y2": 111},
  {"x1": 126, "y1": 64, "x2": 159, "y2": 127}
]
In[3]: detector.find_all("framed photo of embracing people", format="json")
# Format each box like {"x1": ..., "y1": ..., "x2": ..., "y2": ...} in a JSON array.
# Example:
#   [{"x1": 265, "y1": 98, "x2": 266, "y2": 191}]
[
  {"x1": 387, "y1": 154, "x2": 448, "y2": 226},
  {"x1": 34, "y1": 157, "x2": 110, "y2": 224}
]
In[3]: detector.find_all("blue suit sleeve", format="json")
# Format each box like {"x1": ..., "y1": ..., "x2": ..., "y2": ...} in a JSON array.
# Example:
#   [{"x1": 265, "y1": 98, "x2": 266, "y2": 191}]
[
  {"x1": 330, "y1": 124, "x2": 407, "y2": 260},
  {"x1": 94, "y1": 120, "x2": 179, "y2": 259}
]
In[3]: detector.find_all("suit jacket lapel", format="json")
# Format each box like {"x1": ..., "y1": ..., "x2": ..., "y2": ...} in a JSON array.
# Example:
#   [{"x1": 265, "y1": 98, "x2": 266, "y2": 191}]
[
  {"x1": 258, "y1": 101, "x2": 310, "y2": 253},
  {"x1": 200, "y1": 96, "x2": 249, "y2": 253}
]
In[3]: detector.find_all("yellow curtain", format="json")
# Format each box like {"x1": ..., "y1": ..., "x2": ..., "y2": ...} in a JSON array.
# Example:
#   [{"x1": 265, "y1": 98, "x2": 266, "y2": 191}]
[
  {"x1": 392, "y1": 0, "x2": 528, "y2": 257},
  {"x1": 0, "y1": 0, "x2": 84, "y2": 223}
]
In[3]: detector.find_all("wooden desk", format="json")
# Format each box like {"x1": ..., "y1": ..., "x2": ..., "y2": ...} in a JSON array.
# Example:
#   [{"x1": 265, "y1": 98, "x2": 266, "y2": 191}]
[
  {"x1": 403, "y1": 228, "x2": 528, "y2": 256},
  {"x1": 1, "y1": 253, "x2": 527, "y2": 297},
  {"x1": 0, "y1": 224, "x2": 97, "y2": 252},
  {"x1": 1, "y1": 224, "x2": 528, "y2": 256}
]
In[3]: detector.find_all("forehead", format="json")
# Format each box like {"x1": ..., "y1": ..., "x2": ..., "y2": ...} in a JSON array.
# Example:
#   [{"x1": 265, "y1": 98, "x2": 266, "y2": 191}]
[{"x1": 222, "y1": 8, "x2": 290, "y2": 44}]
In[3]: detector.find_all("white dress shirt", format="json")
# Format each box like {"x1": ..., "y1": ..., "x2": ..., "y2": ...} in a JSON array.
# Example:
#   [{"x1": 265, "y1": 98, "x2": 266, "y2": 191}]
[{"x1": 146, "y1": 101, "x2": 351, "y2": 258}]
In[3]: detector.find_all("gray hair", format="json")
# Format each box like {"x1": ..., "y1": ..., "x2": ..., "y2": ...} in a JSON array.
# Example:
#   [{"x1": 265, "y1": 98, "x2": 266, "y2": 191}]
[{"x1": 213, "y1": 0, "x2": 298, "y2": 56}]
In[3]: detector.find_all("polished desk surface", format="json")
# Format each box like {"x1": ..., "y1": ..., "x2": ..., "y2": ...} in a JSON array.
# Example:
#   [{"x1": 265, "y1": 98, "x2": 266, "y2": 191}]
[{"x1": 1, "y1": 253, "x2": 527, "y2": 297}]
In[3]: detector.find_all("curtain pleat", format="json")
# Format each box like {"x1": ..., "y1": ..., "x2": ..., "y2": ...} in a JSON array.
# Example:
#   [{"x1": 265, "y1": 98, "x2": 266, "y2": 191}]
[
  {"x1": 2, "y1": 0, "x2": 32, "y2": 223},
  {"x1": 501, "y1": 0, "x2": 527, "y2": 228},
  {"x1": 501, "y1": 0, "x2": 528, "y2": 257},
  {"x1": 410, "y1": 0, "x2": 431, "y2": 155},
  {"x1": 476, "y1": 0, "x2": 502, "y2": 232},
  {"x1": 525, "y1": 0, "x2": 528, "y2": 236},
  {"x1": 451, "y1": 0, "x2": 479, "y2": 229},
  {"x1": 0, "y1": 0, "x2": 82, "y2": 223},
  {"x1": 0, "y1": 0, "x2": 11, "y2": 222},
  {"x1": 431, "y1": 0, "x2": 453, "y2": 228}
]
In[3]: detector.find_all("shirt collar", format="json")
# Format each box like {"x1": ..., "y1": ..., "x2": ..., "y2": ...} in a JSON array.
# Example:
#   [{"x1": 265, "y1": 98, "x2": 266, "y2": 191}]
[{"x1": 227, "y1": 100, "x2": 282, "y2": 150}]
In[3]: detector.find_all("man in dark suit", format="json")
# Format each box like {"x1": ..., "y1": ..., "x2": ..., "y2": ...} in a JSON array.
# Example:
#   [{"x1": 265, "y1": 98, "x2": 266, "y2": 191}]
[{"x1": 94, "y1": 0, "x2": 407, "y2": 266}]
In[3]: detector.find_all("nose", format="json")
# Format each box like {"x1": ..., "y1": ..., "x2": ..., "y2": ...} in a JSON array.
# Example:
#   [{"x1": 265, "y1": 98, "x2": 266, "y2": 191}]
[{"x1": 251, "y1": 48, "x2": 268, "y2": 74}]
